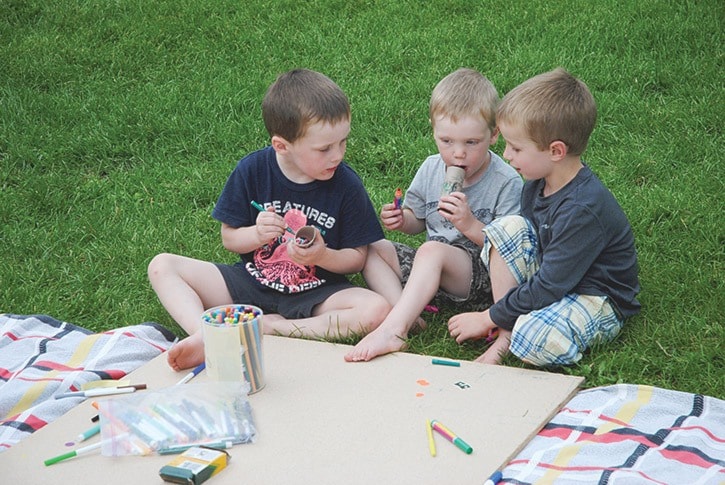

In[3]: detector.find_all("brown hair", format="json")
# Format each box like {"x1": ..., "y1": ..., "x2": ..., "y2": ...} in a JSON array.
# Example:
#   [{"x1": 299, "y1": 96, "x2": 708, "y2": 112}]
[
  {"x1": 262, "y1": 69, "x2": 350, "y2": 142},
  {"x1": 429, "y1": 68, "x2": 499, "y2": 132},
  {"x1": 497, "y1": 68, "x2": 596, "y2": 156}
]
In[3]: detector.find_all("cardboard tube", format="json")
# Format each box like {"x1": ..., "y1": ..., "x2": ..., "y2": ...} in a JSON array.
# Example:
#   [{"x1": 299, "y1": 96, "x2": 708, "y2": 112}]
[
  {"x1": 441, "y1": 166, "x2": 465, "y2": 196},
  {"x1": 294, "y1": 226, "x2": 316, "y2": 248}
]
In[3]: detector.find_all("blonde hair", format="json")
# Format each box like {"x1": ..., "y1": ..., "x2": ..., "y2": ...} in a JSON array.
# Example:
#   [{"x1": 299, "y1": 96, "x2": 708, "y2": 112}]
[
  {"x1": 262, "y1": 69, "x2": 350, "y2": 143},
  {"x1": 429, "y1": 68, "x2": 499, "y2": 132},
  {"x1": 497, "y1": 68, "x2": 596, "y2": 156}
]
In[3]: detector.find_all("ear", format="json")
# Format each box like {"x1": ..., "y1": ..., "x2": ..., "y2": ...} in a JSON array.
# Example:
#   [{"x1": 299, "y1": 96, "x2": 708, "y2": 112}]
[
  {"x1": 549, "y1": 140, "x2": 568, "y2": 161},
  {"x1": 271, "y1": 135, "x2": 290, "y2": 154},
  {"x1": 489, "y1": 126, "x2": 500, "y2": 145}
]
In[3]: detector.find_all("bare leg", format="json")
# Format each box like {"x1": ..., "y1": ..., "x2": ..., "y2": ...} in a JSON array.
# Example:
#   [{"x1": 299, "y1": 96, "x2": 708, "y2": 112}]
[
  {"x1": 479, "y1": 246, "x2": 518, "y2": 362},
  {"x1": 262, "y1": 286, "x2": 390, "y2": 339},
  {"x1": 446, "y1": 246, "x2": 519, "y2": 343},
  {"x1": 362, "y1": 240, "x2": 426, "y2": 332},
  {"x1": 489, "y1": 246, "x2": 518, "y2": 302},
  {"x1": 345, "y1": 242, "x2": 472, "y2": 362},
  {"x1": 474, "y1": 329, "x2": 512, "y2": 364},
  {"x1": 362, "y1": 240, "x2": 404, "y2": 306},
  {"x1": 148, "y1": 253, "x2": 232, "y2": 371}
]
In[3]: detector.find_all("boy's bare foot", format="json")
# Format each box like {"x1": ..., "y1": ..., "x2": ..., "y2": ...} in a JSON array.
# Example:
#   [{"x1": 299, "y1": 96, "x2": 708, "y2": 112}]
[
  {"x1": 474, "y1": 331, "x2": 511, "y2": 365},
  {"x1": 167, "y1": 332, "x2": 205, "y2": 371},
  {"x1": 344, "y1": 327, "x2": 408, "y2": 362}
]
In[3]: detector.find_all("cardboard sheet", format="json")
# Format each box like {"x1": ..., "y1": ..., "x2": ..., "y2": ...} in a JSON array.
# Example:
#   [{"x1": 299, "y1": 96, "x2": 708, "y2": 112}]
[{"x1": 0, "y1": 336, "x2": 583, "y2": 484}]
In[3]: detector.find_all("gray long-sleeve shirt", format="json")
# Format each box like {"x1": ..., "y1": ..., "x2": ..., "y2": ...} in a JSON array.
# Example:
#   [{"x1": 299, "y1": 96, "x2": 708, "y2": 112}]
[{"x1": 489, "y1": 165, "x2": 641, "y2": 330}]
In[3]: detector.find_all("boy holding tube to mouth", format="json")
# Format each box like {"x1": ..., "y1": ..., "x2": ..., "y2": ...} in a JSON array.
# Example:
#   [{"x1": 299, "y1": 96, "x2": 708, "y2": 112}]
[
  {"x1": 346, "y1": 68, "x2": 522, "y2": 362},
  {"x1": 149, "y1": 69, "x2": 390, "y2": 371}
]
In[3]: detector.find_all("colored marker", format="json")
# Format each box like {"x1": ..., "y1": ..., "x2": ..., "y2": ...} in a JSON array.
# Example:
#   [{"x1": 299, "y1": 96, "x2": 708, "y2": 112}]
[
  {"x1": 484, "y1": 470, "x2": 503, "y2": 485},
  {"x1": 44, "y1": 441, "x2": 102, "y2": 466},
  {"x1": 393, "y1": 187, "x2": 403, "y2": 209},
  {"x1": 176, "y1": 362, "x2": 206, "y2": 385},
  {"x1": 157, "y1": 439, "x2": 235, "y2": 455},
  {"x1": 250, "y1": 200, "x2": 295, "y2": 235},
  {"x1": 55, "y1": 384, "x2": 147, "y2": 399},
  {"x1": 486, "y1": 328, "x2": 499, "y2": 343},
  {"x1": 432, "y1": 358, "x2": 461, "y2": 367},
  {"x1": 430, "y1": 420, "x2": 473, "y2": 454},
  {"x1": 76, "y1": 423, "x2": 101, "y2": 442},
  {"x1": 423, "y1": 304, "x2": 439, "y2": 313},
  {"x1": 426, "y1": 419, "x2": 436, "y2": 457}
]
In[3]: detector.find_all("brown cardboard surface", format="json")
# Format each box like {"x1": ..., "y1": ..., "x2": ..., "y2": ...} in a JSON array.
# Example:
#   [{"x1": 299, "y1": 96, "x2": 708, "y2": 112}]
[{"x1": 1, "y1": 335, "x2": 583, "y2": 484}]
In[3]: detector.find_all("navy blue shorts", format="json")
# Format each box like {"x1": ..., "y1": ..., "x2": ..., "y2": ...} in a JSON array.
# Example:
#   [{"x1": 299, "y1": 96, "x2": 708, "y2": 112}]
[{"x1": 215, "y1": 263, "x2": 355, "y2": 319}]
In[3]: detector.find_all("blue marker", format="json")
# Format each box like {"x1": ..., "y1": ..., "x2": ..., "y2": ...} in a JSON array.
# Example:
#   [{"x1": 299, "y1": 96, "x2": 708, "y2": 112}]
[
  {"x1": 484, "y1": 470, "x2": 503, "y2": 485},
  {"x1": 176, "y1": 362, "x2": 206, "y2": 385},
  {"x1": 432, "y1": 358, "x2": 461, "y2": 367}
]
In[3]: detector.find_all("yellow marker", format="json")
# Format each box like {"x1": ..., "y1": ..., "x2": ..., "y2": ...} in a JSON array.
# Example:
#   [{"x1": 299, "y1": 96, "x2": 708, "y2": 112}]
[{"x1": 426, "y1": 419, "x2": 436, "y2": 457}]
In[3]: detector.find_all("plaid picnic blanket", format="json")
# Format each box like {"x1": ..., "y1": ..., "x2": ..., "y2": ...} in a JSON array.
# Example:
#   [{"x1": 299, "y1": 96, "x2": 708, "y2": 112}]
[
  {"x1": 0, "y1": 313, "x2": 176, "y2": 453},
  {"x1": 502, "y1": 384, "x2": 725, "y2": 484}
]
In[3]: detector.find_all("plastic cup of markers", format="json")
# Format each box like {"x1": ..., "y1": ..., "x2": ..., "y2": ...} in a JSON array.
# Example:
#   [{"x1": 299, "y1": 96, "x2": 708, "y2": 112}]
[{"x1": 201, "y1": 304, "x2": 266, "y2": 393}]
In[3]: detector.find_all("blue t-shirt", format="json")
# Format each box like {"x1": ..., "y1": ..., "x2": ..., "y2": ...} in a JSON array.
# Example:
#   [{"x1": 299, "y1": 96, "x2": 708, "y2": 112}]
[{"x1": 212, "y1": 146, "x2": 384, "y2": 294}]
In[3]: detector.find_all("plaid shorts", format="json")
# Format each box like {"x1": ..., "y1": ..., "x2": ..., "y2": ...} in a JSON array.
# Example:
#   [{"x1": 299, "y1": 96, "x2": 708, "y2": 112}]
[
  {"x1": 392, "y1": 241, "x2": 492, "y2": 312},
  {"x1": 483, "y1": 215, "x2": 623, "y2": 366}
]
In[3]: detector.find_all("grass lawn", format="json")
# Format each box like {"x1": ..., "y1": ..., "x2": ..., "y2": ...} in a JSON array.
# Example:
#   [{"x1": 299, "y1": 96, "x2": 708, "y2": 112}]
[{"x1": 1, "y1": 0, "x2": 722, "y2": 399}]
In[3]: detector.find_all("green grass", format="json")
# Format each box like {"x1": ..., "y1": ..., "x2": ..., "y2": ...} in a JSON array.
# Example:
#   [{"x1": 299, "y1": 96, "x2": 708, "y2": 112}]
[{"x1": 1, "y1": 0, "x2": 722, "y2": 399}]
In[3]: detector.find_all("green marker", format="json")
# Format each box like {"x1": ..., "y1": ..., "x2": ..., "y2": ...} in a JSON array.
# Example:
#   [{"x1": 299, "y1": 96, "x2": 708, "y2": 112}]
[
  {"x1": 44, "y1": 441, "x2": 102, "y2": 466},
  {"x1": 430, "y1": 420, "x2": 473, "y2": 454},
  {"x1": 250, "y1": 201, "x2": 295, "y2": 235},
  {"x1": 431, "y1": 358, "x2": 461, "y2": 367}
]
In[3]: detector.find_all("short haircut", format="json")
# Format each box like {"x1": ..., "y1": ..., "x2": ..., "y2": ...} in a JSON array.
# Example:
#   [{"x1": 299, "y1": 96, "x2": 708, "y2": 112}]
[
  {"x1": 429, "y1": 68, "x2": 499, "y2": 132},
  {"x1": 262, "y1": 69, "x2": 351, "y2": 142},
  {"x1": 497, "y1": 68, "x2": 596, "y2": 156}
]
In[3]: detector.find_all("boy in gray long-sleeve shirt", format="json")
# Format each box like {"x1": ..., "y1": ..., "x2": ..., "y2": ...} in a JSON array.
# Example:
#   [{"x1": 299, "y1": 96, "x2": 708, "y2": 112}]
[{"x1": 448, "y1": 68, "x2": 640, "y2": 366}]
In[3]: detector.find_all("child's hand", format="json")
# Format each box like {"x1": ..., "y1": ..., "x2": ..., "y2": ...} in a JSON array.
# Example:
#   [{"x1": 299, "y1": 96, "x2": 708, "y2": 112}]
[
  {"x1": 287, "y1": 228, "x2": 325, "y2": 265},
  {"x1": 447, "y1": 310, "x2": 498, "y2": 344},
  {"x1": 438, "y1": 192, "x2": 475, "y2": 228},
  {"x1": 380, "y1": 202, "x2": 404, "y2": 231},
  {"x1": 254, "y1": 207, "x2": 287, "y2": 244}
]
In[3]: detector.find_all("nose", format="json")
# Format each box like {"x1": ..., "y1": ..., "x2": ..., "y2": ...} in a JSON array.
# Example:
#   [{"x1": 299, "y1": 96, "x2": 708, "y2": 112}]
[
  {"x1": 453, "y1": 143, "x2": 466, "y2": 159},
  {"x1": 503, "y1": 145, "x2": 513, "y2": 161},
  {"x1": 332, "y1": 143, "x2": 345, "y2": 163}
]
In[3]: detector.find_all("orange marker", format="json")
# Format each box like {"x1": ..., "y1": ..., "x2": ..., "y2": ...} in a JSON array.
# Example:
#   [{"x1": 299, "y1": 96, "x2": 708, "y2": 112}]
[{"x1": 394, "y1": 188, "x2": 403, "y2": 209}]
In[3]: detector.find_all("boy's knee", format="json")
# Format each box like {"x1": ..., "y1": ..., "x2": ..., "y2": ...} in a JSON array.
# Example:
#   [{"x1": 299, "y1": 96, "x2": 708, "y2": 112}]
[
  {"x1": 509, "y1": 317, "x2": 585, "y2": 367},
  {"x1": 359, "y1": 295, "x2": 392, "y2": 333},
  {"x1": 368, "y1": 239, "x2": 392, "y2": 256},
  {"x1": 147, "y1": 253, "x2": 175, "y2": 280},
  {"x1": 415, "y1": 240, "x2": 449, "y2": 259}
]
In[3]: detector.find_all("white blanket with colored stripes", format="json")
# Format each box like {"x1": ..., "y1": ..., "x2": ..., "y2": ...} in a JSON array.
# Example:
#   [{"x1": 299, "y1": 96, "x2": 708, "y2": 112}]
[
  {"x1": 0, "y1": 314, "x2": 176, "y2": 453},
  {"x1": 502, "y1": 384, "x2": 725, "y2": 484}
]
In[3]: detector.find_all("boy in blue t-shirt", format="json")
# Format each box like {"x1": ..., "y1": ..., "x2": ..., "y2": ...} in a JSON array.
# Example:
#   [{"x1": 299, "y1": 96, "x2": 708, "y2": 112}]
[
  {"x1": 448, "y1": 68, "x2": 640, "y2": 366},
  {"x1": 149, "y1": 69, "x2": 390, "y2": 371}
]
